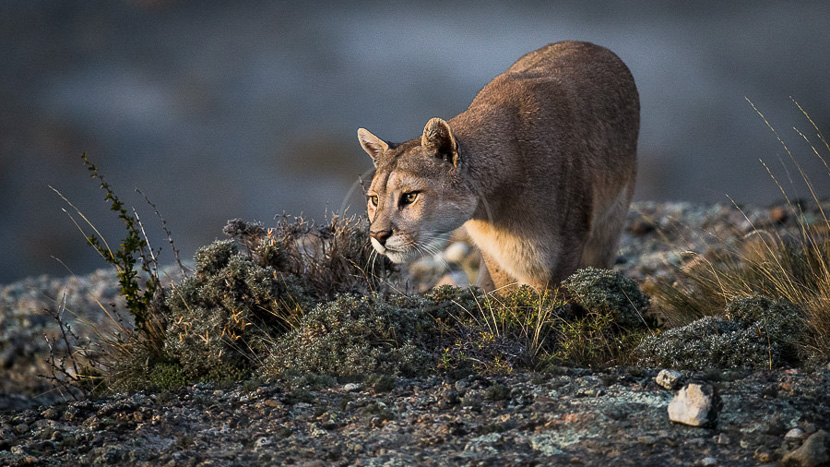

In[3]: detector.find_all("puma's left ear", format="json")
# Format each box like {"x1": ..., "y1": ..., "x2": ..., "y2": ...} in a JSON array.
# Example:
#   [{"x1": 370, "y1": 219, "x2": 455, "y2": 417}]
[
  {"x1": 421, "y1": 117, "x2": 460, "y2": 167},
  {"x1": 357, "y1": 128, "x2": 389, "y2": 166}
]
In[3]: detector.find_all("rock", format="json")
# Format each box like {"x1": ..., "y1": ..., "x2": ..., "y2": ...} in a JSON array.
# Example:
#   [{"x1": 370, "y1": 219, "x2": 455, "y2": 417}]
[
  {"x1": 785, "y1": 428, "x2": 805, "y2": 441},
  {"x1": 717, "y1": 433, "x2": 730, "y2": 445},
  {"x1": 343, "y1": 383, "x2": 363, "y2": 392},
  {"x1": 782, "y1": 430, "x2": 829, "y2": 467},
  {"x1": 443, "y1": 242, "x2": 471, "y2": 263},
  {"x1": 636, "y1": 435, "x2": 656, "y2": 445},
  {"x1": 667, "y1": 383, "x2": 719, "y2": 427},
  {"x1": 0, "y1": 427, "x2": 17, "y2": 442},
  {"x1": 766, "y1": 415, "x2": 786, "y2": 436},
  {"x1": 754, "y1": 446, "x2": 772, "y2": 463},
  {"x1": 697, "y1": 457, "x2": 717, "y2": 466},
  {"x1": 656, "y1": 369, "x2": 682, "y2": 390},
  {"x1": 254, "y1": 437, "x2": 272, "y2": 451}
]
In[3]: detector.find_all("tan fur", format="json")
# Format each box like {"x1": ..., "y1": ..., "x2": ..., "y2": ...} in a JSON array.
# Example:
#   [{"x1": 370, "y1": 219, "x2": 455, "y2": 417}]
[{"x1": 358, "y1": 41, "x2": 639, "y2": 291}]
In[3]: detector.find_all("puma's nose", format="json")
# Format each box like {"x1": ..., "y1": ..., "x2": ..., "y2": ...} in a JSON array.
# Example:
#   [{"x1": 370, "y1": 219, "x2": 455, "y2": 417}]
[{"x1": 370, "y1": 229, "x2": 393, "y2": 246}]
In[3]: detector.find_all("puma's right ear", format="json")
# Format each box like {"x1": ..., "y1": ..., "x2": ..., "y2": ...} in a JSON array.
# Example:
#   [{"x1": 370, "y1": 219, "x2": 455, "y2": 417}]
[
  {"x1": 421, "y1": 117, "x2": 460, "y2": 167},
  {"x1": 357, "y1": 128, "x2": 389, "y2": 165}
]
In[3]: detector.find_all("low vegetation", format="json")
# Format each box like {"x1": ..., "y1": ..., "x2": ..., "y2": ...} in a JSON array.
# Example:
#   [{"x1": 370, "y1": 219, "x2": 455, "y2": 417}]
[
  {"x1": 51, "y1": 157, "x2": 656, "y2": 392},
  {"x1": 51, "y1": 105, "x2": 830, "y2": 395}
]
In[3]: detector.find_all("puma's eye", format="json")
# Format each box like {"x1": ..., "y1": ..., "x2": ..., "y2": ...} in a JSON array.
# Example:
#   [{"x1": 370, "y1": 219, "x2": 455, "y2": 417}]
[
  {"x1": 401, "y1": 192, "x2": 419, "y2": 205},
  {"x1": 369, "y1": 195, "x2": 379, "y2": 207}
]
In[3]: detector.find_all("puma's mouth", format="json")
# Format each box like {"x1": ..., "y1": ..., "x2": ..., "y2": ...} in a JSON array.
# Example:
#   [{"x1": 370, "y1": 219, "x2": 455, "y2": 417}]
[{"x1": 370, "y1": 237, "x2": 414, "y2": 263}]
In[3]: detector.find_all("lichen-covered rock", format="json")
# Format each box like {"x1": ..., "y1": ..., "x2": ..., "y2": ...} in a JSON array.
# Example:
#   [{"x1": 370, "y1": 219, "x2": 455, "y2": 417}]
[
  {"x1": 637, "y1": 295, "x2": 805, "y2": 370},
  {"x1": 563, "y1": 267, "x2": 651, "y2": 330},
  {"x1": 656, "y1": 369, "x2": 682, "y2": 390}
]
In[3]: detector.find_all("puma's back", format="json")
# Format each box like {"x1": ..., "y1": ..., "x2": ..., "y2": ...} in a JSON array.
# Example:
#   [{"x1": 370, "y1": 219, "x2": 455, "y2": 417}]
[{"x1": 359, "y1": 41, "x2": 639, "y2": 291}]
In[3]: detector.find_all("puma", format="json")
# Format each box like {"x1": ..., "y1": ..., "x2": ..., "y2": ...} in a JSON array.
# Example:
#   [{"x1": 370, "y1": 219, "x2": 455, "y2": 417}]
[{"x1": 357, "y1": 41, "x2": 639, "y2": 292}]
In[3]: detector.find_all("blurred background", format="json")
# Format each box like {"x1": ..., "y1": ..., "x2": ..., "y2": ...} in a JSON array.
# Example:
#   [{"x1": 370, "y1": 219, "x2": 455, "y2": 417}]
[{"x1": 1, "y1": 0, "x2": 829, "y2": 284}]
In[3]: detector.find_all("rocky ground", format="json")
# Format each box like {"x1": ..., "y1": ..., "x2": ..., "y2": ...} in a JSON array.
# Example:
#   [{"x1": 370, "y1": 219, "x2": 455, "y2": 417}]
[
  {"x1": 1, "y1": 367, "x2": 829, "y2": 466},
  {"x1": 2, "y1": 201, "x2": 830, "y2": 465}
]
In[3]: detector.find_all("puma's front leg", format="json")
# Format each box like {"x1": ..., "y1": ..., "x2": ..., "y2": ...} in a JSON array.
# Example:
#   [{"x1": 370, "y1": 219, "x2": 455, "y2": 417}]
[{"x1": 476, "y1": 252, "x2": 519, "y2": 293}]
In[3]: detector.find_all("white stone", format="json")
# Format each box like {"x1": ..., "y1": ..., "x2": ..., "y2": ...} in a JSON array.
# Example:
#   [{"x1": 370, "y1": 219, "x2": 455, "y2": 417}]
[
  {"x1": 656, "y1": 369, "x2": 682, "y2": 390},
  {"x1": 254, "y1": 437, "x2": 272, "y2": 451},
  {"x1": 668, "y1": 383, "x2": 717, "y2": 427},
  {"x1": 785, "y1": 428, "x2": 805, "y2": 440},
  {"x1": 343, "y1": 383, "x2": 363, "y2": 392},
  {"x1": 699, "y1": 457, "x2": 717, "y2": 466}
]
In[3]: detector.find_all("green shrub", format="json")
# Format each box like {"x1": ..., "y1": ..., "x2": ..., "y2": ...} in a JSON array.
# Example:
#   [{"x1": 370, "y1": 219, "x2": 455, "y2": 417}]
[
  {"x1": 563, "y1": 267, "x2": 651, "y2": 330},
  {"x1": 103, "y1": 213, "x2": 398, "y2": 391},
  {"x1": 636, "y1": 295, "x2": 805, "y2": 369},
  {"x1": 264, "y1": 294, "x2": 437, "y2": 377}
]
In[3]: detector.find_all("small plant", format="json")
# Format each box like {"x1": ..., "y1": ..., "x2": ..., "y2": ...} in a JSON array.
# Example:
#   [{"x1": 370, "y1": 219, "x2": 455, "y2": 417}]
[
  {"x1": 536, "y1": 269, "x2": 654, "y2": 368},
  {"x1": 50, "y1": 154, "x2": 183, "y2": 394},
  {"x1": 438, "y1": 272, "x2": 654, "y2": 372},
  {"x1": 79, "y1": 153, "x2": 162, "y2": 334},
  {"x1": 108, "y1": 213, "x2": 397, "y2": 390}
]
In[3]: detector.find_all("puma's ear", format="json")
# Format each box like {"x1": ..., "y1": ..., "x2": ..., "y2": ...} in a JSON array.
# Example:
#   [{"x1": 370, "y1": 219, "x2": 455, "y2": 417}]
[
  {"x1": 421, "y1": 117, "x2": 460, "y2": 167},
  {"x1": 357, "y1": 128, "x2": 389, "y2": 165}
]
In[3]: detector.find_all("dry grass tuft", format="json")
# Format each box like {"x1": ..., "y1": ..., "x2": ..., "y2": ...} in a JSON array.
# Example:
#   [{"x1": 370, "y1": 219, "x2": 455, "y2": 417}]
[{"x1": 645, "y1": 101, "x2": 830, "y2": 364}]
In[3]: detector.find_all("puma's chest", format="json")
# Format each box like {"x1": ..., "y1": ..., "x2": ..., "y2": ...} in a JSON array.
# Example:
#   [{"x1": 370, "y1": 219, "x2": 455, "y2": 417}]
[{"x1": 463, "y1": 219, "x2": 554, "y2": 285}]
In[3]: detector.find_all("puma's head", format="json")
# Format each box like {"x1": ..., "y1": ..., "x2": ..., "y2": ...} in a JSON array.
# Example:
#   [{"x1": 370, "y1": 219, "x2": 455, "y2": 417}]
[{"x1": 357, "y1": 117, "x2": 478, "y2": 263}]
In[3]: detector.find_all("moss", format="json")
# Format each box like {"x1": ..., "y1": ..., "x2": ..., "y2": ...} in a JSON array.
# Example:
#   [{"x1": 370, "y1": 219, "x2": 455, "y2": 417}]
[
  {"x1": 636, "y1": 295, "x2": 805, "y2": 369},
  {"x1": 563, "y1": 267, "x2": 652, "y2": 331}
]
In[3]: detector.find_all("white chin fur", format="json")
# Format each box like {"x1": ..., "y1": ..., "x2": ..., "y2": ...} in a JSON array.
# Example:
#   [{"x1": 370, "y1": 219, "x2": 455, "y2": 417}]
[
  {"x1": 371, "y1": 237, "x2": 411, "y2": 263},
  {"x1": 370, "y1": 237, "x2": 386, "y2": 254}
]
